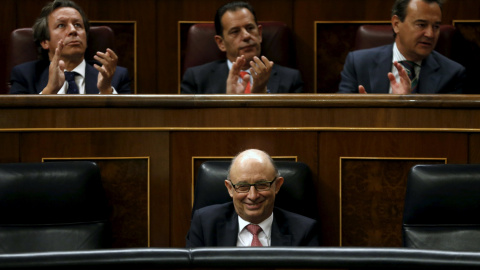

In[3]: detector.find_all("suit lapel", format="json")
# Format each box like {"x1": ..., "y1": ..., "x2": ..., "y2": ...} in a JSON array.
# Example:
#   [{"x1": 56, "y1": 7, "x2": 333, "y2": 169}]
[
  {"x1": 370, "y1": 45, "x2": 393, "y2": 93},
  {"x1": 217, "y1": 209, "x2": 239, "y2": 246},
  {"x1": 417, "y1": 53, "x2": 440, "y2": 94},
  {"x1": 85, "y1": 64, "x2": 99, "y2": 94},
  {"x1": 206, "y1": 61, "x2": 229, "y2": 94},
  {"x1": 270, "y1": 215, "x2": 292, "y2": 246},
  {"x1": 37, "y1": 68, "x2": 49, "y2": 94}
]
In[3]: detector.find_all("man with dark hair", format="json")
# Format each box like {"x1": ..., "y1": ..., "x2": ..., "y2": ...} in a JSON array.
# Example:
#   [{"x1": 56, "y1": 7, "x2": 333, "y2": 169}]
[
  {"x1": 338, "y1": 0, "x2": 465, "y2": 94},
  {"x1": 10, "y1": 0, "x2": 130, "y2": 94},
  {"x1": 181, "y1": 1, "x2": 303, "y2": 94},
  {"x1": 186, "y1": 149, "x2": 319, "y2": 247}
]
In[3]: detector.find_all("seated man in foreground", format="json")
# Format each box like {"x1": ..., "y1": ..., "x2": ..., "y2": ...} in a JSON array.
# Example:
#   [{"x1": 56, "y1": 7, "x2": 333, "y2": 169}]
[
  {"x1": 186, "y1": 149, "x2": 319, "y2": 247},
  {"x1": 181, "y1": 1, "x2": 303, "y2": 94},
  {"x1": 10, "y1": 0, "x2": 130, "y2": 94}
]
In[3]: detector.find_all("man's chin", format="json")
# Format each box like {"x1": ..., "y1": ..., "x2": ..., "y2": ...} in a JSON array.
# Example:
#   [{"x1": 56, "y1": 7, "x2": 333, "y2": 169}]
[
  {"x1": 241, "y1": 51, "x2": 260, "y2": 61},
  {"x1": 61, "y1": 50, "x2": 86, "y2": 59},
  {"x1": 414, "y1": 47, "x2": 433, "y2": 58}
]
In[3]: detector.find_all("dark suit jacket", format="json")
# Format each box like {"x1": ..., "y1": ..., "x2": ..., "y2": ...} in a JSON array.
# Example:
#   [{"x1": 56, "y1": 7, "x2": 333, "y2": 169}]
[
  {"x1": 338, "y1": 44, "x2": 466, "y2": 94},
  {"x1": 186, "y1": 202, "x2": 319, "y2": 247},
  {"x1": 9, "y1": 60, "x2": 131, "y2": 94},
  {"x1": 181, "y1": 60, "x2": 303, "y2": 94}
]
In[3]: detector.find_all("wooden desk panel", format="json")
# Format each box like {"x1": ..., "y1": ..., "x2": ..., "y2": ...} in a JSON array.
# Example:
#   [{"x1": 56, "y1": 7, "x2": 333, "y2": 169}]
[{"x1": 0, "y1": 95, "x2": 478, "y2": 247}]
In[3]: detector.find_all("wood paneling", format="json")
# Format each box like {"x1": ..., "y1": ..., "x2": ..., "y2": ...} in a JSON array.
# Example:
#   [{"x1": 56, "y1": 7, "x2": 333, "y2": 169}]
[
  {"x1": 0, "y1": 133, "x2": 19, "y2": 163},
  {"x1": 1, "y1": 0, "x2": 16, "y2": 95},
  {"x1": 17, "y1": 131, "x2": 170, "y2": 247},
  {"x1": 318, "y1": 131, "x2": 469, "y2": 246},
  {"x1": 470, "y1": 134, "x2": 480, "y2": 163},
  {"x1": 341, "y1": 158, "x2": 445, "y2": 247}
]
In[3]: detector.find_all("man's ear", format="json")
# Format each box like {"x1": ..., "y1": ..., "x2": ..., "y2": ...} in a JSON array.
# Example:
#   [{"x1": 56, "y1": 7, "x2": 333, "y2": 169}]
[
  {"x1": 274, "y1": 176, "x2": 284, "y2": 194},
  {"x1": 257, "y1": 24, "x2": 263, "y2": 43},
  {"x1": 391, "y1": 15, "x2": 401, "y2": 36},
  {"x1": 224, "y1": 180, "x2": 234, "y2": 198},
  {"x1": 214, "y1": 35, "x2": 226, "y2": 52},
  {"x1": 40, "y1": 40, "x2": 50, "y2": 50}
]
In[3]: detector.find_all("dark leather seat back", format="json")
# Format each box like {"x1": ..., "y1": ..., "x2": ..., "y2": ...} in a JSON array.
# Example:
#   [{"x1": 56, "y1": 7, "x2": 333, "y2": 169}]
[
  {"x1": 403, "y1": 164, "x2": 480, "y2": 251},
  {"x1": 182, "y1": 22, "x2": 294, "y2": 76},
  {"x1": 6, "y1": 26, "x2": 115, "y2": 90},
  {"x1": 192, "y1": 160, "x2": 319, "y2": 221},
  {"x1": 0, "y1": 161, "x2": 110, "y2": 253},
  {"x1": 354, "y1": 24, "x2": 456, "y2": 58}
]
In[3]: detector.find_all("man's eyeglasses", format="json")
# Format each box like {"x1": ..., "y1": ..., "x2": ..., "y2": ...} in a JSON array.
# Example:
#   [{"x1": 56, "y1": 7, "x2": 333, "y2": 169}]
[{"x1": 228, "y1": 177, "x2": 277, "y2": 193}]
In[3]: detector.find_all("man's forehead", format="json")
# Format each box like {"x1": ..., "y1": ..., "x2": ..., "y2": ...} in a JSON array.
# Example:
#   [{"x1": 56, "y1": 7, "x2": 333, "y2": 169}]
[
  {"x1": 222, "y1": 9, "x2": 255, "y2": 28},
  {"x1": 231, "y1": 159, "x2": 275, "y2": 179},
  {"x1": 50, "y1": 7, "x2": 82, "y2": 20},
  {"x1": 406, "y1": 0, "x2": 441, "y2": 20}
]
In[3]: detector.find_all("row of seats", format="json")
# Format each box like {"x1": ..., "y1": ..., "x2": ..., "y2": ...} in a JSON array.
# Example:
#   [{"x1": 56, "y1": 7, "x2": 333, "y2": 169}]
[
  {"x1": 1, "y1": 161, "x2": 480, "y2": 253},
  {"x1": 2, "y1": 247, "x2": 480, "y2": 269},
  {"x1": 6, "y1": 23, "x2": 457, "y2": 90}
]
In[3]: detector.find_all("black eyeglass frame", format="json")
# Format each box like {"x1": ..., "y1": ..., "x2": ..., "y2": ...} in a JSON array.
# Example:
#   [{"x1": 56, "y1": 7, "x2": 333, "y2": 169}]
[{"x1": 228, "y1": 177, "x2": 278, "y2": 193}]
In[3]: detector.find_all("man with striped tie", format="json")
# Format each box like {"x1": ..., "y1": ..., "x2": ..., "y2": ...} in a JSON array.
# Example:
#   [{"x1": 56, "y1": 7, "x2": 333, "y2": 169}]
[{"x1": 338, "y1": 0, "x2": 466, "y2": 94}]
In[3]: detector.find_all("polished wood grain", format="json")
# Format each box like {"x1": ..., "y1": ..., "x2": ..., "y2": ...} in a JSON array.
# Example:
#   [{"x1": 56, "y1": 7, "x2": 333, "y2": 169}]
[
  {"x1": 319, "y1": 131, "x2": 468, "y2": 246},
  {"x1": 1, "y1": 0, "x2": 16, "y2": 94},
  {"x1": 2, "y1": 95, "x2": 480, "y2": 130},
  {"x1": 470, "y1": 134, "x2": 480, "y2": 163},
  {"x1": 341, "y1": 158, "x2": 445, "y2": 247},
  {"x1": 0, "y1": 133, "x2": 19, "y2": 163},
  {"x1": 16, "y1": 131, "x2": 170, "y2": 247}
]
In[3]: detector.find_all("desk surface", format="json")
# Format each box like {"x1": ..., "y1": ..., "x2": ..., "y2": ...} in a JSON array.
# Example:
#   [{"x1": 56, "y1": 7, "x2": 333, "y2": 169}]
[{"x1": 2, "y1": 94, "x2": 480, "y2": 130}]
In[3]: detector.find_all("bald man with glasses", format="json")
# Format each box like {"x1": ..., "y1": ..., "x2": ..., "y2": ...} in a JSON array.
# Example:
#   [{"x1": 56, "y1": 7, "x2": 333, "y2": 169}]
[{"x1": 186, "y1": 149, "x2": 319, "y2": 247}]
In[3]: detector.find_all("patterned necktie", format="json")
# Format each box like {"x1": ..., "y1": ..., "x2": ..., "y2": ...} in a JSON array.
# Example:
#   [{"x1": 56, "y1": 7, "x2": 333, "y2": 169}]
[
  {"x1": 399, "y1": 60, "x2": 418, "y2": 93},
  {"x1": 246, "y1": 224, "x2": 263, "y2": 246},
  {"x1": 64, "y1": 71, "x2": 79, "y2": 94},
  {"x1": 239, "y1": 71, "x2": 251, "y2": 94}
]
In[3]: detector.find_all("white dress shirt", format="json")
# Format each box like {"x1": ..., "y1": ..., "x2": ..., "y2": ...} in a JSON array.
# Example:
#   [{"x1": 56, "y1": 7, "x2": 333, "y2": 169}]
[
  {"x1": 237, "y1": 213, "x2": 273, "y2": 247},
  {"x1": 41, "y1": 60, "x2": 117, "y2": 94},
  {"x1": 390, "y1": 43, "x2": 422, "y2": 93}
]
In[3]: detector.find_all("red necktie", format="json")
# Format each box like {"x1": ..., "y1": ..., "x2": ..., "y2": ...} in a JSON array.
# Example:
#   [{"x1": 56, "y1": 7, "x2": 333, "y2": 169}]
[
  {"x1": 239, "y1": 71, "x2": 251, "y2": 94},
  {"x1": 246, "y1": 224, "x2": 263, "y2": 246}
]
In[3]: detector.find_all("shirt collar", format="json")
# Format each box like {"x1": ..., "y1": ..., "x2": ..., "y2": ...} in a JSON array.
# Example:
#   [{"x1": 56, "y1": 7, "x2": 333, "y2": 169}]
[
  {"x1": 227, "y1": 59, "x2": 250, "y2": 74},
  {"x1": 238, "y1": 213, "x2": 274, "y2": 240},
  {"x1": 392, "y1": 43, "x2": 422, "y2": 66},
  {"x1": 65, "y1": 59, "x2": 86, "y2": 78}
]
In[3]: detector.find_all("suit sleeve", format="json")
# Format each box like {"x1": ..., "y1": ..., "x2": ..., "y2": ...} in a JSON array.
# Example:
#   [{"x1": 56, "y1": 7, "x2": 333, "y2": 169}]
[
  {"x1": 290, "y1": 69, "x2": 304, "y2": 93},
  {"x1": 451, "y1": 65, "x2": 466, "y2": 94},
  {"x1": 338, "y1": 52, "x2": 360, "y2": 93},
  {"x1": 303, "y1": 220, "x2": 320, "y2": 246},
  {"x1": 180, "y1": 68, "x2": 198, "y2": 94},
  {"x1": 185, "y1": 210, "x2": 205, "y2": 248},
  {"x1": 9, "y1": 66, "x2": 32, "y2": 94},
  {"x1": 112, "y1": 67, "x2": 131, "y2": 94}
]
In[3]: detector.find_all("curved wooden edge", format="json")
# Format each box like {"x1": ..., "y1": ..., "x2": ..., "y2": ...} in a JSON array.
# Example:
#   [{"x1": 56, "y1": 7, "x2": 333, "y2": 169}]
[{"x1": 2, "y1": 94, "x2": 480, "y2": 108}]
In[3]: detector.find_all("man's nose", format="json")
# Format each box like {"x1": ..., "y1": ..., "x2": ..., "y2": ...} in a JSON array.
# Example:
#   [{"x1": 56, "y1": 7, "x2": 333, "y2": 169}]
[
  {"x1": 247, "y1": 185, "x2": 259, "y2": 198},
  {"x1": 67, "y1": 23, "x2": 77, "y2": 35},
  {"x1": 240, "y1": 28, "x2": 251, "y2": 40},
  {"x1": 424, "y1": 25, "x2": 435, "y2": 38}
]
